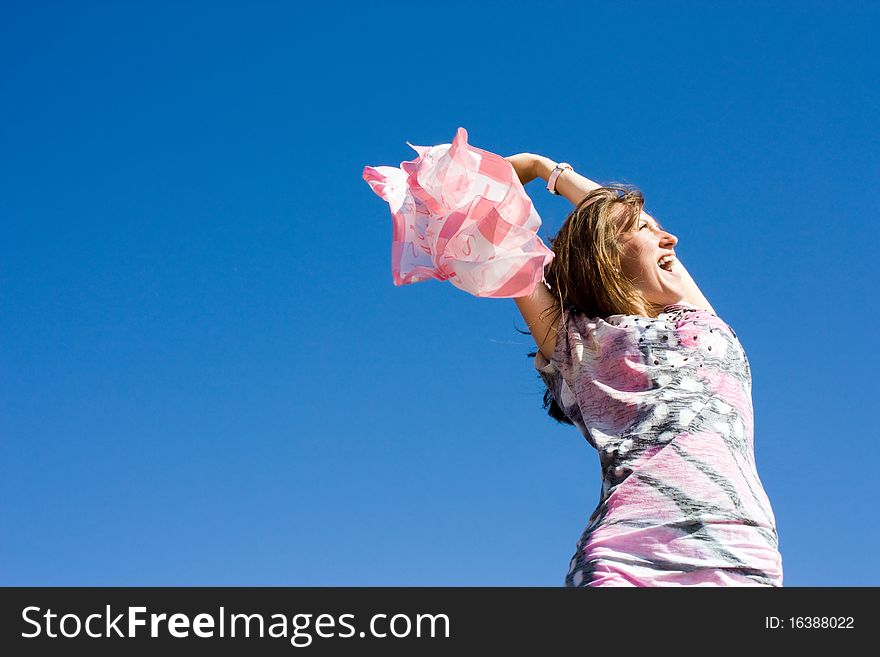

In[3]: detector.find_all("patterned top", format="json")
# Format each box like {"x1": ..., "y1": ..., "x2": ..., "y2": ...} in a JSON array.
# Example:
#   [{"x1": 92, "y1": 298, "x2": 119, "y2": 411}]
[{"x1": 535, "y1": 302, "x2": 783, "y2": 586}]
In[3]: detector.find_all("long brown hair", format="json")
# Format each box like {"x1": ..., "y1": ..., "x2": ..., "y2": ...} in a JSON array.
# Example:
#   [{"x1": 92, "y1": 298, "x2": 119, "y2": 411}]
[{"x1": 524, "y1": 184, "x2": 652, "y2": 425}]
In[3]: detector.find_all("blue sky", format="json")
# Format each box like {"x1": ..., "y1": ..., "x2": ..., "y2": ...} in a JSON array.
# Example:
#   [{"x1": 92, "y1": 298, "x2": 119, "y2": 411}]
[{"x1": 2, "y1": 1, "x2": 877, "y2": 586}]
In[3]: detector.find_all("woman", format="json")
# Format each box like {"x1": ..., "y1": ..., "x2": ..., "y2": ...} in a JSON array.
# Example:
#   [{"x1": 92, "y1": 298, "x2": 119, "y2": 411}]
[{"x1": 507, "y1": 153, "x2": 783, "y2": 587}]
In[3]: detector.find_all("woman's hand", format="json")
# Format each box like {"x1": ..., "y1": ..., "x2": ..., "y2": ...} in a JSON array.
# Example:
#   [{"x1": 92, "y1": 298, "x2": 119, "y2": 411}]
[{"x1": 505, "y1": 152, "x2": 539, "y2": 185}]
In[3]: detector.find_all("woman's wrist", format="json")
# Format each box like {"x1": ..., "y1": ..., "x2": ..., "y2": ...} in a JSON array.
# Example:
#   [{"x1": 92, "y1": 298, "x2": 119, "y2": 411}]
[
  {"x1": 533, "y1": 156, "x2": 602, "y2": 206},
  {"x1": 534, "y1": 155, "x2": 557, "y2": 182}
]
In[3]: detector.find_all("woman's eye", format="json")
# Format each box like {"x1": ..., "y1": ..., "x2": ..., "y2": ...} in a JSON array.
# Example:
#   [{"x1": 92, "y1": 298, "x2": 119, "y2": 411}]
[{"x1": 639, "y1": 223, "x2": 648, "y2": 230}]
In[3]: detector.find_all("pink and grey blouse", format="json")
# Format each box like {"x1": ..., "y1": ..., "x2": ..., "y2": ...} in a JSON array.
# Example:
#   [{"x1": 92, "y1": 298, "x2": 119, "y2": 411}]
[{"x1": 536, "y1": 304, "x2": 783, "y2": 586}]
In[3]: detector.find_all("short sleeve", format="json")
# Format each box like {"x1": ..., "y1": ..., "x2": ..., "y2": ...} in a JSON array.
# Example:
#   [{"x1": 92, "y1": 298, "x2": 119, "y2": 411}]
[
  {"x1": 362, "y1": 126, "x2": 555, "y2": 298},
  {"x1": 533, "y1": 307, "x2": 588, "y2": 429}
]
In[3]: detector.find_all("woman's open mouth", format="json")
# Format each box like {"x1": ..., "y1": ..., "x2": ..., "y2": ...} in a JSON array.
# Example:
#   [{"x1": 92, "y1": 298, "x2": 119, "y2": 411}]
[{"x1": 657, "y1": 254, "x2": 676, "y2": 272}]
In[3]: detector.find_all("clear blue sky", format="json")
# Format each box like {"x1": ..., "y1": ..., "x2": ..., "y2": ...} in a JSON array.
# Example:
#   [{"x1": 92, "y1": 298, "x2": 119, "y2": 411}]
[{"x1": 2, "y1": 1, "x2": 877, "y2": 586}]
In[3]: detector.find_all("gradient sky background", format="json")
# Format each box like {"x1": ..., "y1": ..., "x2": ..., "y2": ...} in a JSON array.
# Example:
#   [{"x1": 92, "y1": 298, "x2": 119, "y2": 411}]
[{"x1": 2, "y1": 1, "x2": 878, "y2": 586}]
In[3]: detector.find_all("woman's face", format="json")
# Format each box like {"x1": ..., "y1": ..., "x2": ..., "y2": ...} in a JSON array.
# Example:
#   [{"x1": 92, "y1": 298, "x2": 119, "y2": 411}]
[{"x1": 616, "y1": 208, "x2": 686, "y2": 310}]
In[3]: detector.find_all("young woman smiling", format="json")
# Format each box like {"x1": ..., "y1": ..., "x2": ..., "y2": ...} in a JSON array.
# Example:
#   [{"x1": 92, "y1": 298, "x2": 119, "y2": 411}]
[
  {"x1": 507, "y1": 153, "x2": 782, "y2": 587},
  {"x1": 364, "y1": 130, "x2": 783, "y2": 587}
]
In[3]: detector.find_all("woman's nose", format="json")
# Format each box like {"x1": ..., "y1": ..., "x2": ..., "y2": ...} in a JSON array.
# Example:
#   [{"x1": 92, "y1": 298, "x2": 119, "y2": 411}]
[{"x1": 661, "y1": 230, "x2": 678, "y2": 247}]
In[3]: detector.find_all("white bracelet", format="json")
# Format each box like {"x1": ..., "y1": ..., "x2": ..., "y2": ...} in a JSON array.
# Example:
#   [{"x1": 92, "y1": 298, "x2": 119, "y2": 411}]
[{"x1": 547, "y1": 162, "x2": 573, "y2": 195}]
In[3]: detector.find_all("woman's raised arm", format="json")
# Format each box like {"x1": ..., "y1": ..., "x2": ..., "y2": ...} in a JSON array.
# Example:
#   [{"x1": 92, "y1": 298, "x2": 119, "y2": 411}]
[{"x1": 514, "y1": 280, "x2": 560, "y2": 364}]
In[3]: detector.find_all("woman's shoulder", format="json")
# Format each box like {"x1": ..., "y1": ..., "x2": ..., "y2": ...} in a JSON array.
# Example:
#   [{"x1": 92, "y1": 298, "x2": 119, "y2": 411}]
[
  {"x1": 567, "y1": 302, "x2": 707, "y2": 328},
  {"x1": 559, "y1": 301, "x2": 735, "y2": 352},
  {"x1": 567, "y1": 302, "x2": 733, "y2": 348}
]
